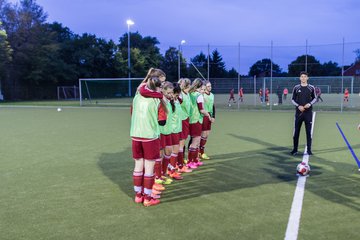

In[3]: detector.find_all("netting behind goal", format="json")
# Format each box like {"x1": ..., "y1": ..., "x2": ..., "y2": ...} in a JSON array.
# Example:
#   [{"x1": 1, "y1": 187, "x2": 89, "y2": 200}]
[
  {"x1": 57, "y1": 86, "x2": 79, "y2": 100},
  {"x1": 79, "y1": 78, "x2": 143, "y2": 106}
]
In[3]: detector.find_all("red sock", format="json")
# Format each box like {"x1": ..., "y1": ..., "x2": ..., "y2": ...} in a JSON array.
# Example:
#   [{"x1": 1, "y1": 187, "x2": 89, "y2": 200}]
[
  {"x1": 200, "y1": 137, "x2": 207, "y2": 155},
  {"x1": 169, "y1": 153, "x2": 177, "y2": 172},
  {"x1": 154, "y1": 159, "x2": 162, "y2": 178},
  {"x1": 188, "y1": 147, "x2": 196, "y2": 163},
  {"x1": 194, "y1": 148, "x2": 199, "y2": 163},
  {"x1": 162, "y1": 155, "x2": 170, "y2": 175},
  {"x1": 133, "y1": 171, "x2": 143, "y2": 193},
  {"x1": 143, "y1": 174, "x2": 154, "y2": 198},
  {"x1": 178, "y1": 151, "x2": 184, "y2": 168}
]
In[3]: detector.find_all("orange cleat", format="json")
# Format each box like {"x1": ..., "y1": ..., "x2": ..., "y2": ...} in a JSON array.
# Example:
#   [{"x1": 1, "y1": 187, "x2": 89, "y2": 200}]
[
  {"x1": 153, "y1": 183, "x2": 165, "y2": 191},
  {"x1": 169, "y1": 171, "x2": 183, "y2": 180},
  {"x1": 178, "y1": 166, "x2": 192, "y2": 173},
  {"x1": 143, "y1": 198, "x2": 161, "y2": 207},
  {"x1": 152, "y1": 189, "x2": 162, "y2": 195}
]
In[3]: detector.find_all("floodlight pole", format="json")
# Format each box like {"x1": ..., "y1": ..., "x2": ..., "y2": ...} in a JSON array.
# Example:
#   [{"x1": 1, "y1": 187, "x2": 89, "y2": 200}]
[
  {"x1": 127, "y1": 19, "x2": 134, "y2": 97},
  {"x1": 178, "y1": 40, "x2": 186, "y2": 80},
  {"x1": 305, "y1": 39, "x2": 308, "y2": 72}
]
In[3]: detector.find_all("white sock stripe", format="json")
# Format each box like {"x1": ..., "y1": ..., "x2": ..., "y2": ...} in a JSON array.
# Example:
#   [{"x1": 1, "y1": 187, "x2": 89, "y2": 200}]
[
  {"x1": 133, "y1": 171, "x2": 143, "y2": 176},
  {"x1": 285, "y1": 112, "x2": 316, "y2": 240},
  {"x1": 171, "y1": 153, "x2": 178, "y2": 157},
  {"x1": 164, "y1": 155, "x2": 171, "y2": 159},
  {"x1": 155, "y1": 158, "x2": 162, "y2": 162},
  {"x1": 143, "y1": 174, "x2": 154, "y2": 178}
]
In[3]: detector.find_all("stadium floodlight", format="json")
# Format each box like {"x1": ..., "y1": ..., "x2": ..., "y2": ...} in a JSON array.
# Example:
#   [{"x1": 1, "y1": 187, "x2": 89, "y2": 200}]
[
  {"x1": 127, "y1": 19, "x2": 135, "y2": 97},
  {"x1": 178, "y1": 40, "x2": 186, "y2": 80}
]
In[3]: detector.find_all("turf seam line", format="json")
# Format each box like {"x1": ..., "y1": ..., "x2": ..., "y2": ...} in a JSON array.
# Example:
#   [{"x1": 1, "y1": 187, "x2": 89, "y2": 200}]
[{"x1": 284, "y1": 111, "x2": 316, "y2": 240}]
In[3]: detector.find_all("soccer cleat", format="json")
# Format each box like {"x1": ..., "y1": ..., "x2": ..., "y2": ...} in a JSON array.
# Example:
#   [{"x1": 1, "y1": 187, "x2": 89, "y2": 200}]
[
  {"x1": 169, "y1": 171, "x2": 183, "y2": 180},
  {"x1": 201, "y1": 153, "x2": 210, "y2": 160},
  {"x1": 290, "y1": 149, "x2": 298, "y2": 156},
  {"x1": 196, "y1": 160, "x2": 204, "y2": 166},
  {"x1": 161, "y1": 176, "x2": 173, "y2": 184},
  {"x1": 307, "y1": 150, "x2": 313, "y2": 155},
  {"x1": 134, "y1": 194, "x2": 144, "y2": 203},
  {"x1": 186, "y1": 162, "x2": 198, "y2": 169},
  {"x1": 152, "y1": 183, "x2": 165, "y2": 191},
  {"x1": 167, "y1": 170, "x2": 182, "y2": 176},
  {"x1": 151, "y1": 193, "x2": 161, "y2": 199},
  {"x1": 154, "y1": 178, "x2": 164, "y2": 184},
  {"x1": 152, "y1": 189, "x2": 162, "y2": 195},
  {"x1": 184, "y1": 159, "x2": 188, "y2": 164},
  {"x1": 178, "y1": 166, "x2": 192, "y2": 173},
  {"x1": 143, "y1": 198, "x2": 160, "y2": 207}
]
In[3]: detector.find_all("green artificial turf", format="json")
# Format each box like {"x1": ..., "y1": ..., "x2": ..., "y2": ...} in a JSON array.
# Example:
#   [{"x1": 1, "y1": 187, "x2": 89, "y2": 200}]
[{"x1": 1, "y1": 107, "x2": 359, "y2": 240}]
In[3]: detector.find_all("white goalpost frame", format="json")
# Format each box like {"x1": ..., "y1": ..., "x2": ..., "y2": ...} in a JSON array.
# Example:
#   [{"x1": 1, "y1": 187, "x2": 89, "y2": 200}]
[{"x1": 78, "y1": 78, "x2": 143, "y2": 106}]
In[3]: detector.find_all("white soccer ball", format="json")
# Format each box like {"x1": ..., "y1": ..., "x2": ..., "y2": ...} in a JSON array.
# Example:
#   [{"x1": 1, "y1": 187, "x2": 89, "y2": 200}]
[
  {"x1": 57, "y1": 108, "x2": 62, "y2": 112},
  {"x1": 296, "y1": 162, "x2": 311, "y2": 176},
  {"x1": 228, "y1": 103, "x2": 231, "y2": 107}
]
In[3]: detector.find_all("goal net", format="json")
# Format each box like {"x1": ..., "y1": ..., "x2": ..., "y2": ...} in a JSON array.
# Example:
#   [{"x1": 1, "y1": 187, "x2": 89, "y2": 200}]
[
  {"x1": 57, "y1": 86, "x2": 79, "y2": 100},
  {"x1": 79, "y1": 78, "x2": 143, "y2": 106}
]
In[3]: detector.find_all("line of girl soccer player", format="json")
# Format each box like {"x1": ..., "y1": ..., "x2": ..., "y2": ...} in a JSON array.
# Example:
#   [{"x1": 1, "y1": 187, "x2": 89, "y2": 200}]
[{"x1": 130, "y1": 68, "x2": 215, "y2": 207}]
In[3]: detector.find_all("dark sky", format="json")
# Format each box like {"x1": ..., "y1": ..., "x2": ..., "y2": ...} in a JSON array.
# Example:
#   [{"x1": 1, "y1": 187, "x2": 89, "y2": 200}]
[{"x1": 9, "y1": 0, "x2": 360, "y2": 74}]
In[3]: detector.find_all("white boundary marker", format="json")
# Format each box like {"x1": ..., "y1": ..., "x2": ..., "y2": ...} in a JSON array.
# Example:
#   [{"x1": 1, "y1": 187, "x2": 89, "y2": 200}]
[{"x1": 284, "y1": 111, "x2": 316, "y2": 240}]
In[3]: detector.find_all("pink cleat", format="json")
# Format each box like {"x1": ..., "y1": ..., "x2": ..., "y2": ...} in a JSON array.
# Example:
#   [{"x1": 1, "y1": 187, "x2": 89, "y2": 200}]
[
  {"x1": 196, "y1": 161, "x2": 204, "y2": 166},
  {"x1": 134, "y1": 194, "x2": 144, "y2": 203},
  {"x1": 187, "y1": 162, "x2": 198, "y2": 169}
]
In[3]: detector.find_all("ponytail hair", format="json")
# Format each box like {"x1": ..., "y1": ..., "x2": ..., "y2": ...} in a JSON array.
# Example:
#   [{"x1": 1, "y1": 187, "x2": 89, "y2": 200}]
[
  {"x1": 188, "y1": 78, "x2": 204, "y2": 93},
  {"x1": 178, "y1": 78, "x2": 191, "y2": 91},
  {"x1": 141, "y1": 68, "x2": 166, "y2": 91}
]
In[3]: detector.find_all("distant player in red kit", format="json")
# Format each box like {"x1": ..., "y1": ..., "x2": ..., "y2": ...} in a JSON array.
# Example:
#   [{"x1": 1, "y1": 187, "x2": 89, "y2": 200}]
[
  {"x1": 344, "y1": 88, "x2": 349, "y2": 102},
  {"x1": 283, "y1": 88, "x2": 288, "y2": 100},
  {"x1": 238, "y1": 87, "x2": 244, "y2": 102},
  {"x1": 259, "y1": 88, "x2": 263, "y2": 103},
  {"x1": 265, "y1": 88, "x2": 270, "y2": 104},
  {"x1": 228, "y1": 88, "x2": 236, "y2": 106}
]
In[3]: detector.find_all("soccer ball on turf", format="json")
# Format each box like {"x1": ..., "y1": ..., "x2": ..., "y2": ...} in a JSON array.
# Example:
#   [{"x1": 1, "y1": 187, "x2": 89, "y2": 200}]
[
  {"x1": 296, "y1": 162, "x2": 310, "y2": 176},
  {"x1": 57, "y1": 108, "x2": 62, "y2": 112}
]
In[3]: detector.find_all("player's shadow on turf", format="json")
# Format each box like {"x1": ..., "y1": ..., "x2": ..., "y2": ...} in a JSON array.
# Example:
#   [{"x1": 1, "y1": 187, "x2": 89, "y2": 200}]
[
  {"x1": 97, "y1": 147, "x2": 135, "y2": 199},
  {"x1": 228, "y1": 134, "x2": 360, "y2": 211},
  {"x1": 97, "y1": 137, "x2": 360, "y2": 211}
]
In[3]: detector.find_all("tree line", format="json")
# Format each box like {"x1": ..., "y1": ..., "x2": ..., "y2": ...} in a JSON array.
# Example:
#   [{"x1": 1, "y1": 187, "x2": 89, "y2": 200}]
[{"x1": 0, "y1": 0, "x2": 359, "y2": 100}]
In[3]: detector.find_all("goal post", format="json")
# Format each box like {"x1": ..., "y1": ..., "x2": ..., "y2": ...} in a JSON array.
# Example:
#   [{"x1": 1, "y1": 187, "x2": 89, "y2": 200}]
[{"x1": 79, "y1": 78, "x2": 143, "y2": 106}]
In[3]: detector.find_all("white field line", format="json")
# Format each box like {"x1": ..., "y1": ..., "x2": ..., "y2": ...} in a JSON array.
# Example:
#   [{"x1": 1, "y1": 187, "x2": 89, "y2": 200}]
[{"x1": 284, "y1": 111, "x2": 316, "y2": 240}]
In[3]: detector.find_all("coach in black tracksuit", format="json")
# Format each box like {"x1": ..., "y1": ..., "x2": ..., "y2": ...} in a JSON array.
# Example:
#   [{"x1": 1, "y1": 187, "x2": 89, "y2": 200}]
[{"x1": 291, "y1": 72, "x2": 317, "y2": 155}]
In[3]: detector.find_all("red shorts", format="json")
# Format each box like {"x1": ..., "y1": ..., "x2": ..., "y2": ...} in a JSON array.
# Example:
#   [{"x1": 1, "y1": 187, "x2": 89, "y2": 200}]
[
  {"x1": 180, "y1": 118, "x2": 190, "y2": 140},
  {"x1": 160, "y1": 134, "x2": 172, "y2": 149},
  {"x1": 171, "y1": 133, "x2": 180, "y2": 145},
  {"x1": 202, "y1": 116, "x2": 212, "y2": 131},
  {"x1": 132, "y1": 138, "x2": 160, "y2": 160},
  {"x1": 189, "y1": 122, "x2": 202, "y2": 137}
]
